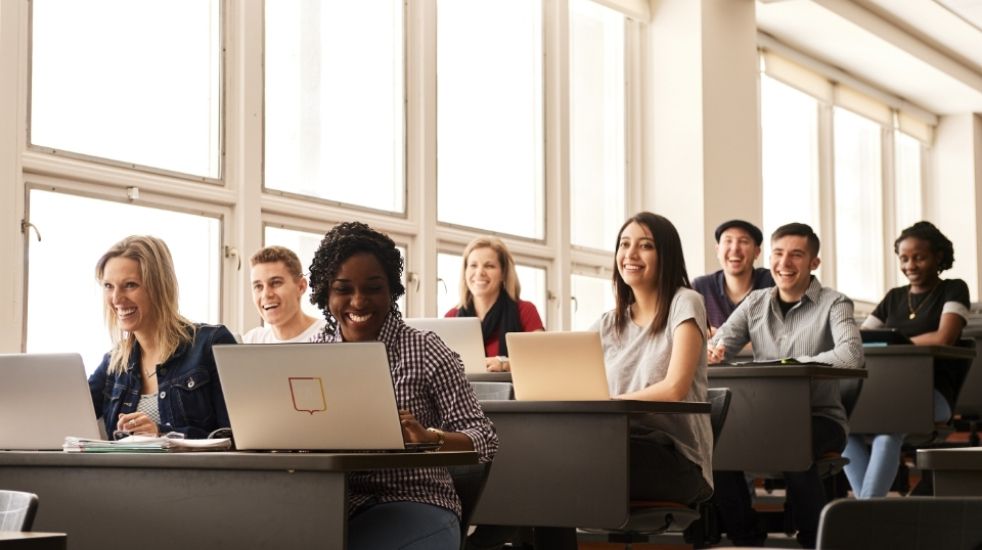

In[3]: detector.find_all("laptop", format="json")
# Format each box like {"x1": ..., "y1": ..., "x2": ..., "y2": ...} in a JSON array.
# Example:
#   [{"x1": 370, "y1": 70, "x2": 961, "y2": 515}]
[
  {"x1": 860, "y1": 328, "x2": 912, "y2": 345},
  {"x1": 213, "y1": 342, "x2": 425, "y2": 451},
  {"x1": 405, "y1": 317, "x2": 486, "y2": 374},
  {"x1": 0, "y1": 353, "x2": 103, "y2": 450},
  {"x1": 506, "y1": 331, "x2": 611, "y2": 400}
]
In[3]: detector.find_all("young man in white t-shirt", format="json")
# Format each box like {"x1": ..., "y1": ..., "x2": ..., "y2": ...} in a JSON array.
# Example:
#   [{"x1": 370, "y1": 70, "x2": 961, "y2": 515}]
[{"x1": 242, "y1": 246, "x2": 325, "y2": 343}]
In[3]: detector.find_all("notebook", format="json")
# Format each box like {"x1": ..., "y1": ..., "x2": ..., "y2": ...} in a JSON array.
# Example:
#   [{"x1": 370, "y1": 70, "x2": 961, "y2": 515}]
[
  {"x1": 213, "y1": 342, "x2": 425, "y2": 451},
  {"x1": 506, "y1": 331, "x2": 611, "y2": 401},
  {"x1": 405, "y1": 317, "x2": 487, "y2": 374},
  {"x1": 860, "y1": 328, "x2": 912, "y2": 345},
  {"x1": 0, "y1": 353, "x2": 103, "y2": 450}
]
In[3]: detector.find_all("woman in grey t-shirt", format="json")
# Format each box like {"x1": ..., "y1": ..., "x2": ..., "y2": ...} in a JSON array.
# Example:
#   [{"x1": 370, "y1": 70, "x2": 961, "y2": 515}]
[{"x1": 591, "y1": 212, "x2": 713, "y2": 504}]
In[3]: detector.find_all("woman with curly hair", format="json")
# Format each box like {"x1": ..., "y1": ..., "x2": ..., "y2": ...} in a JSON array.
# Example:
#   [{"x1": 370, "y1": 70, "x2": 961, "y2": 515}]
[
  {"x1": 308, "y1": 221, "x2": 497, "y2": 550},
  {"x1": 844, "y1": 221, "x2": 971, "y2": 498}
]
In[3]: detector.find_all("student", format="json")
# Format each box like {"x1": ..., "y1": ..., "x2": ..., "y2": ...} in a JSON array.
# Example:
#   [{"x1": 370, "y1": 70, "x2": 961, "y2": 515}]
[
  {"x1": 707, "y1": 222, "x2": 863, "y2": 548},
  {"x1": 592, "y1": 212, "x2": 714, "y2": 504},
  {"x1": 692, "y1": 219, "x2": 774, "y2": 335},
  {"x1": 844, "y1": 221, "x2": 970, "y2": 498},
  {"x1": 89, "y1": 235, "x2": 236, "y2": 439},
  {"x1": 308, "y1": 221, "x2": 497, "y2": 550},
  {"x1": 445, "y1": 237, "x2": 544, "y2": 372},
  {"x1": 242, "y1": 245, "x2": 325, "y2": 343}
]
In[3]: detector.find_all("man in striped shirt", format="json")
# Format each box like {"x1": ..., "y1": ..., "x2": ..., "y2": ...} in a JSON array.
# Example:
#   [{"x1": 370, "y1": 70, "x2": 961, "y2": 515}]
[{"x1": 707, "y1": 222, "x2": 863, "y2": 549}]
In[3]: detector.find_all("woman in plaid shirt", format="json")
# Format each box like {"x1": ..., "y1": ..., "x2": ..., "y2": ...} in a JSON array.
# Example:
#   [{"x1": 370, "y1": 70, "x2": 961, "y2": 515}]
[{"x1": 309, "y1": 221, "x2": 498, "y2": 550}]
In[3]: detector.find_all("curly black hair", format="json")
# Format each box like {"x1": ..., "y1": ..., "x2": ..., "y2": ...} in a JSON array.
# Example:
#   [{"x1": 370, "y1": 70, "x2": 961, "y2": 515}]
[
  {"x1": 308, "y1": 222, "x2": 406, "y2": 331},
  {"x1": 894, "y1": 221, "x2": 954, "y2": 272}
]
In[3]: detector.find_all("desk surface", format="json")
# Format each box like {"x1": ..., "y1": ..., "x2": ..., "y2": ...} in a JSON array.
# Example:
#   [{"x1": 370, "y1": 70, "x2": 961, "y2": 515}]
[
  {"x1": 709, "y1": 365, "x2": 867, "y2": 379},
  {"x1": 863, "y1": 344, "x2": 976, "y2": 359},
  {"x1": 480, "y1": 399, "x2": 709, "y2": 414},
  {"x1": 917, "y1": 447, "x2": 982, "y2": 470},
  {"x1": 467, "y1": 372, "x2": 512, "y2": 383},
  {"x1": 0, "y1": 450, "x2": 477, "y2": 472}
]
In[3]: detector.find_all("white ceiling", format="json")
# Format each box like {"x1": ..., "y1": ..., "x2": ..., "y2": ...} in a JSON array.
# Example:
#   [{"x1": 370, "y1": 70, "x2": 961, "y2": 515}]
[{"x1": 756, "y1": 0, "x2": 982, "y2": 116}]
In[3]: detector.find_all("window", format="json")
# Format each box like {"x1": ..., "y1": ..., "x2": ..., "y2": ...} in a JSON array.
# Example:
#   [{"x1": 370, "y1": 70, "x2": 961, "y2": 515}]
[
  {"x1": 569, "y1": 0, "x2": 625, "y2": 250},
  {"x1": 833, "y1": 107, "x2": 884, "y2": 303},
  {"x1": 436, "y1": 0, "x2": 545, "y2": 239},
  {"x1": 436, "y1": 252, "x2": 548, "y2": 328},
  {"x1": 263, "y1": 226, "x2": 407, "y2": 320},
  {"x1": 30, "y1": 0, "x2": 221, "y2": 178},
  {"x1": 894, "y1": 131, "x2": 923, "y2": 236},
  {"x1": 571, "y1": 272, "x2": 614, "y2": 330},
  {"x1": 264, "y1": 0, "x2": 405, "y2": 213},
  {"x1": 26, "y1": 190, "x2": 221, "y2": 374}
]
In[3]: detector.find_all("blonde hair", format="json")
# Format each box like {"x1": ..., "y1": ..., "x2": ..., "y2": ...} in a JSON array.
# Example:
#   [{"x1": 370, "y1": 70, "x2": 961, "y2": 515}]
[
  {"x1": 457, "y1": 237, "x2": 522, "y2": 310},
  {"x1": 95, "y1": 236, "x2": 193, "y2": 375}
]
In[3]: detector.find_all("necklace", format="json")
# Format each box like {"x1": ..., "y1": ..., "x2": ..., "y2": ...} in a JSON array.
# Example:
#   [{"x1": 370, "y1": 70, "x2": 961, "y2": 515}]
[{"x1": 906, "y1": 284, "x2": 938, "y2": 320}]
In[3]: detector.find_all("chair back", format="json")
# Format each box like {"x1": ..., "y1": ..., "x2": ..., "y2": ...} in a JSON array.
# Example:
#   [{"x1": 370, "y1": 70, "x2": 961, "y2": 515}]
[
  {"x1": 448, "y1": 462, "x2": 493, "y2": 549},
  {"x1": 707, "y1": 387, "x2": 732, "y2": 445},
  {"x1": 470, "y1": 381, "x2": 513, "y2": 401},
  {"x1": 817, "y1": 497, "x2": 982, "y2": 549},
  {"x1": 0, "y1": 490, "x2": 38, "y2": 531}
]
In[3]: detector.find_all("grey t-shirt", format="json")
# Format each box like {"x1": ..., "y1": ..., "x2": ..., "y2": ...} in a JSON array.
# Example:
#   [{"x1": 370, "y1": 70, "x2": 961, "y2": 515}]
[{"x1": 591, "y1": 287, "x2": 713, "y2": 490}]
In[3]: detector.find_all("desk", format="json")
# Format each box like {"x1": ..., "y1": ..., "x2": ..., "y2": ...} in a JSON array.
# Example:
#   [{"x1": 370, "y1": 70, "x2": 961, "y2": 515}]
[
  {"x1": 471, "y1": 400, "x2": 709, "y2": 530},
  {"x1": 0, "y1": 533, "x2": 66, "y2": 550},
  {"x1": 708, "y1": 365, "x2": 866, "y2": 472},
  {"x1": 916, "y1": 447, "x2": 982, "y2": 496},
  {"x1": 0, "y1": 451, "x2": 476, "y2": 550},
  {"x1": 849, "y1": 345, "x2": 976, "y2": 434},
  {"x1": 955, "y1": 327, "x2": 982, "y2": 418},
  {"x1": 466, "y1": 373, "x2": 512, "y2": 383}
]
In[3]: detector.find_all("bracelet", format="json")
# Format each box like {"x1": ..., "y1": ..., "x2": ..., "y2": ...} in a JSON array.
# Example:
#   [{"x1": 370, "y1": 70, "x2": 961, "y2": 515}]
[{"x1": 426, "y1": 427, "x2": 446, "y2": 449}]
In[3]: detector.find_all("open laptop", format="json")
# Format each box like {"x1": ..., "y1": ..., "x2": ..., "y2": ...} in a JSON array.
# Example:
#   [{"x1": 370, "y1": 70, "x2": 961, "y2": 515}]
[
  {"x1": 0, "y1": 353, "x2": 103, "y2": 450},
  {"x1": 506, "y1": 331, "x2": 611, "y2": 400},
  {"x1": 214, "y1": 342, "x2": 428, "y2": 452},
  {"x1": 405, "y1": 317, "x2": 486, "y2": 374},
  {"x1": 860, "y1": 328, "x2": 912, "y2": 345}
]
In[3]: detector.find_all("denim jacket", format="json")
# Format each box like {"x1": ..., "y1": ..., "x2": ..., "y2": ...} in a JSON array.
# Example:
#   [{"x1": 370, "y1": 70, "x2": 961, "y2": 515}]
[{"x1": 88, "y1": 324, "x2": 236, "y2": 439}]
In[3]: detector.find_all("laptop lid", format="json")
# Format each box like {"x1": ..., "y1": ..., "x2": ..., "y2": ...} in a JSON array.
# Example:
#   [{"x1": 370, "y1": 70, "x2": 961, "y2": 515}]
[
  {"x1": 213, "y1": 342, "x2": 408, "y2": 451},
  {"x1": 405, "y1": 317, "x2": 486, "y2": 374},
  {"x1": 0, "y1": 353, "x2": 102, "y2": 450},
  {"x1": 506, "y1": 331, "x2": 611, "y2": 400}
]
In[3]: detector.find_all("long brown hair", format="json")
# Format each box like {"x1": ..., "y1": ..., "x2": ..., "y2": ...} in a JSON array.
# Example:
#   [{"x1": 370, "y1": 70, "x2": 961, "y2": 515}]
[
  {"x1": 612, "y1": 212, "x2": 691, "y2": 337},
  {"x1": 95, "y1": 236, "x2": 193, "y2": 375}
]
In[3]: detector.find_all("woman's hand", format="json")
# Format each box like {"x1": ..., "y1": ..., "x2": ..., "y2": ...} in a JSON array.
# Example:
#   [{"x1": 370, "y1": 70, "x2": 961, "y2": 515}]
[
  {"x1": 398, "y1": 410, "x2": 440, "y2": 444},
  {"x1": 117, "y1": 412, "x2": 160, "y2": 436},
  {"x1": 485, "y1": 356, "x2": 510, "y2": 372}
]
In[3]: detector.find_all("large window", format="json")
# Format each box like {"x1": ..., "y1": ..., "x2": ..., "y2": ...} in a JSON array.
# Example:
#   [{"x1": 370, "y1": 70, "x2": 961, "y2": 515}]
[
  {"x1": 264, "y1": 0, "x2": 405, "y2": 212},
  {"x1": 436, "y1": 0, "x2": 545, "y2": 239},
  {"x1": 569, "y1": 0, "x2": 625, "y2": 250},
  {"x1": 571, "y1": 272, "x2": 614, "y2": 330},
  {"x1": 26, "y1": 190, "x2": 221, "y2": 374},
  {"x1": 31, "y1": 0, "x2": 221, "y2": 178}
]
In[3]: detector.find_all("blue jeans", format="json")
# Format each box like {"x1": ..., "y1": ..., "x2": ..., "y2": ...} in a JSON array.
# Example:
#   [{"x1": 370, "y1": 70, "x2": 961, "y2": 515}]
[
  {"x1": 842, "y1": 389, "x2": 951, "y2": 499},
  {"x1": 348, "y1": 501, "x2": 460, "y2": 550}
]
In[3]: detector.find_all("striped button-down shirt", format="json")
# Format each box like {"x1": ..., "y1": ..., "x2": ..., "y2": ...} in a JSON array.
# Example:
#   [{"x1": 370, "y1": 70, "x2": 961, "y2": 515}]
[
  {"x1": 312, "y1": 310, "x2": 498, "y2": 517},
  {"x1": 709, "y1": 277, "x2": 864, "y2": 430}
]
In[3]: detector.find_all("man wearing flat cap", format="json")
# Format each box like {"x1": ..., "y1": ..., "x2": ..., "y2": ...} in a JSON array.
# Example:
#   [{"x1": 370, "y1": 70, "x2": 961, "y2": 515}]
[{"x1": 692, "y1": 219, "x2": 774, "y2": 336}]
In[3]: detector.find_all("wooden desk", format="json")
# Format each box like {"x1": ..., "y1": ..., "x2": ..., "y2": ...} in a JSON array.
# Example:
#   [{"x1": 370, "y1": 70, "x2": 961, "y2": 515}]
[
  {"x1": 471, "y1": 400, "x2": 709, "y2": 530},
  {"x1": 0, "y1": 451, "x2": 476, "y2": 550},
  {"x1": 849, "y1": 345, "x2": 976, "y2": 434},
  {"x1": 708, "y1": 365, "x2": 866, "y2": 472},
  {"x1": 0, "y1": 533, "x2": 66, "y2": 550},
  {"x1": 916, "y1": 447, "x2": 982, "y2": 496}
]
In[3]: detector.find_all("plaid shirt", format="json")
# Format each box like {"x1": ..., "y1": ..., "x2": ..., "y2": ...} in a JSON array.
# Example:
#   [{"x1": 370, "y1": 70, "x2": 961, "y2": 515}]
[{"x1": 312, "y1": 311, "x2": 498, "y2": 517}]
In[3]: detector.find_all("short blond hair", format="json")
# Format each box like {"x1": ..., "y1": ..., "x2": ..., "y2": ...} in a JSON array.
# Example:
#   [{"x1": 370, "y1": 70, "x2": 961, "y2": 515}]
[
  {"x1": 250, "y1": 246, "x2": 304, "y2": 279},
  {"x1": 457, "y1": 237, "x2": 522, "y2": 310}
]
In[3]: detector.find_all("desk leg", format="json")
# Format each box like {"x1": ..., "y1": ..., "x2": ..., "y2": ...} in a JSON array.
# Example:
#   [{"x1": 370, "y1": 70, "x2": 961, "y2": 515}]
[{"x1": 0, "y1": 466, "x2": 347, "y2": 550}]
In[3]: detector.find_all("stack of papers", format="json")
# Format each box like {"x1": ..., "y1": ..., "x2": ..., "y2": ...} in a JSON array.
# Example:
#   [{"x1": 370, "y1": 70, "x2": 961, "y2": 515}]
[{"x1": 63, "y1": 433, "x2": 231, "y2": 453}]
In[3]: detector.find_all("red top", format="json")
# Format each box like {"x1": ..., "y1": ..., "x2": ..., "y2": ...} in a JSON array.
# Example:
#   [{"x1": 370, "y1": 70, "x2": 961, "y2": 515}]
[{"x1": 444, "y1": 299, "x2": 544, "y2": 356}]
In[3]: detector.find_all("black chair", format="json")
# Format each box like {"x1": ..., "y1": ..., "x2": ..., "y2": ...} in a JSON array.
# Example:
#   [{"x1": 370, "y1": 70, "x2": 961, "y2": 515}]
[
  {"x1": 816, "y1": 497, "x2": 982, "y2": 550},
  {"x1": 448, "y1": 462, "x2": 493, "y2": 550},
  {"x1": 0, "y1": 490, "x2": 38, "y2": 531}
]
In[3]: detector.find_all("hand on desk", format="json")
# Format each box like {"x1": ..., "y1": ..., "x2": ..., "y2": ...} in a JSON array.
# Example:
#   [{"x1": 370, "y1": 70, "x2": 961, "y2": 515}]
[
  {"x1": 485, "y1": 356, "x2": 510, "y2": 372},
  {"x1": 707, "y1": 342, "x2": 726, "y2": 365},
  {"x1": 116, "y1": 412, "x2": 159, "y2": 437},
  {"x1": 398, "y1": 410, "x2": 439, "y2": 445}
]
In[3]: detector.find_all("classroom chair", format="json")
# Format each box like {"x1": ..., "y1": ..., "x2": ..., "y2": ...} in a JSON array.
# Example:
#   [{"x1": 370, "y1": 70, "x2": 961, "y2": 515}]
[
  {"x1": 449, "y1": 462, "x2": 494, "y2": 550},
  {"x1": 0, "y1": 490, "x2": 38, "y2": 531},
  {"x1": 816, "y1": 497, "x2": 982, "y2": 550}
]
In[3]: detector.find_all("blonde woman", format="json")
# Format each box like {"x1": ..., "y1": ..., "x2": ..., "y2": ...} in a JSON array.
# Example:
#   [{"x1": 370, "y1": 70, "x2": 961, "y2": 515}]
[
  {"x1": 445, "y1": 237, "x2": 543, "y2": 372},
  {"x1": 88, "y1": 235, "x2": 236, "y2": 439}
]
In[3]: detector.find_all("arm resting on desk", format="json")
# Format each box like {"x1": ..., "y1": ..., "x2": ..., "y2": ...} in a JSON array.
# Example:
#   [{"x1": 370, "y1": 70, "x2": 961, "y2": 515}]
[{"x1": 796, "y1": 296, "x2": 864, "y2": 369}]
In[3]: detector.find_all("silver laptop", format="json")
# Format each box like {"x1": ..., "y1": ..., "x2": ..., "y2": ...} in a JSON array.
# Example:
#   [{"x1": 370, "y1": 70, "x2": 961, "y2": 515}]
[
  {"x1": 506, "y1": 331, "x2": 611, "y2": 401},
  {"x1": 0, "y1": 353, "x2": 103, "y2": 450},
  {"x1": 214, "y1": 342, "x2": 414, "y2": 451},
  {"x1": 405, "y1": 317, "x2": 486, "y2": 374}
]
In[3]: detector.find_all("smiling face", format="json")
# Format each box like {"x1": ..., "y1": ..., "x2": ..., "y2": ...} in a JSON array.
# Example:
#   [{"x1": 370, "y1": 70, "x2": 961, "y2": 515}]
[
  {"x1": 897, "y1": 236, "x2": 940, "y2": 290},
  {"x1": 328, "y1": 252, "x2": 392, "y2": 342},
  {"x1": 251, "y1": 261, "x2": 307, "y2": 328},
  {"x1": 717, "y1": 227, "x2": 760, "y2": 277},
  {"x1": 102, "y1": 257, "x2": 155, "y2": 337},
  {"x1": 465, "y1": 246, "x2": 504, "y2": 302},
  {"x1": 770, "y1": 234, "x2": 820, "y2": 301},
  {"x1": 616, "y1": 221, "x2": 659, "y2": 291}
]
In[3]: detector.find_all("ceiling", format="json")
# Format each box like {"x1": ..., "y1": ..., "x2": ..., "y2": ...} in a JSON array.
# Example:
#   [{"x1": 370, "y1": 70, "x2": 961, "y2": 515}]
[{"x1": 756, "y1": 0, "x2": 982, "y2": 116}]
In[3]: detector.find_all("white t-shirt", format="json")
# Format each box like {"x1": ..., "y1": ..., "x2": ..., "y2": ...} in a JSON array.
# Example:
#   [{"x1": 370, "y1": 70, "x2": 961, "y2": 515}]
[{"x1": 242, "y1": 318, "x2": 327, "y2": 344}]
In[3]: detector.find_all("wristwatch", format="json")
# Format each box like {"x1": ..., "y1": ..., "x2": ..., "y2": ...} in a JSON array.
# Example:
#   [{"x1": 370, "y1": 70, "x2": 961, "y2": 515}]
[{"x1": 426, "y1": 427, "x2": 446, "y2": 450}]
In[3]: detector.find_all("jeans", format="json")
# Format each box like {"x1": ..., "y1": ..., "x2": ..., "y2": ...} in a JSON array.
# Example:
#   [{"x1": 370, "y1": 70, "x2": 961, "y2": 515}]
[
  {"x1": 843, "y1": 389, "x2": 952, "y2": 499},
  {"x1": 348, "y1": 501, "x2": 460, "y2": 550}
]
